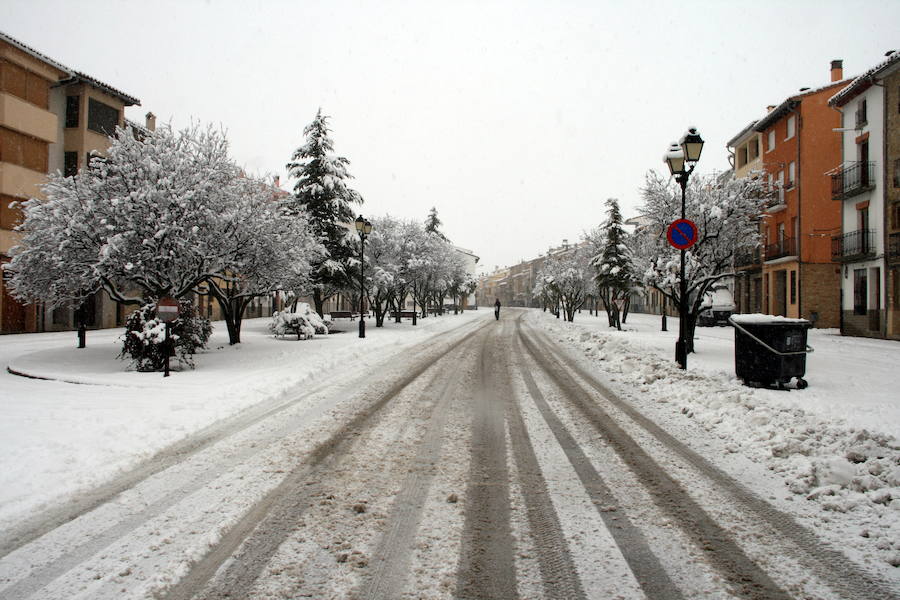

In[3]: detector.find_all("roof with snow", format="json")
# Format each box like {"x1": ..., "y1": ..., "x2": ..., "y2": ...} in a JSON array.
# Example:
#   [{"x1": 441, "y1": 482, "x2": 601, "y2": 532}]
[
  {"x1": 754, "y1": 79, "x2": 851, "y2": 132},
  {"x1": 0, "y1": 30, "x2": 140, "y2": 106},
  {"x1": 726, "y1": 120, "x2": 758, "y2": 148},
  {"x1": 829, "y1": 51, "x2": 900, "y2": 107}
]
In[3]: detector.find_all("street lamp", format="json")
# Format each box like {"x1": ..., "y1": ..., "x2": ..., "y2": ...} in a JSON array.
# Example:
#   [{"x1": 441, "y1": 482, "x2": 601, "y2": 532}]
[
  {"x1": 664, "y1": 127, "x2": 704, "y2": 369},
  {"x1": 355, "y1": 215, "x2": 373, "y2": 338}
]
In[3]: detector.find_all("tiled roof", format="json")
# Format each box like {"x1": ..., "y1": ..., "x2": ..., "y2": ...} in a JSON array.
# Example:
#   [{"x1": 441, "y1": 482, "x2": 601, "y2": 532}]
[
  {"x1": 829, "y1": 51, "x2": 900, "y2": 107},
  {"x1": 754, "y1": 79, "x2": 850, "y2": 132},
  {"x1": 0, "y1": 30, "x2": 140, "y2": 106},
  {"x1": 63, "y1": 71, "x2": 140, "y2": 106}
]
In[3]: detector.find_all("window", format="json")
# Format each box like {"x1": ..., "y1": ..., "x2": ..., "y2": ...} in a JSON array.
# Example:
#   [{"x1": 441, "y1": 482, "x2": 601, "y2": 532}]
[
  {"x1": 856, "y1": 99, "x2": 867, "y2": 127},
  {"x1": 87, "y1": 98, "x2": 119, "y2": 136},
  {"x1": 893, "y1": 158, "x2": 900, "y2": 188},
  {"x1": 777, "y1": 171, "x2": 785, "y2": 203},
  {"x1": 786, "y1": 115, "x2": 796, "y2": 140},
  {"x1": 790, "y1": 270, "x2": 796, "y2": 304},
  {"x1": 788, "y1": 161, "x2": 796, "y2": 188},
  {"x1": 767, "y1": 130, "x2": 775, "y2": 152},
  {"x1": 749, "y1": 138, "x2": 759, "y2": 161},
  {"x1": 858, "y1": 205, "x2": 869, "y2": 231},
  {"x1": 65, "y1": 96, "x2": 79, "y2": 128},
  {"x1": 737, "y1": 146, "x2": 747, "y2": 169},
  {"x1": 854, "y1": 269, "x2": 867, "y2": 315},
  {"x1": 64, "y1": 152, "x2": 78, "y2": 177}
]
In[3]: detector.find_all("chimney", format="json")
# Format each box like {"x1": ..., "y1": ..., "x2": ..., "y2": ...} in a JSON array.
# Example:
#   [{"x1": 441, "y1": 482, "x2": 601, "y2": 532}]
[
  {"x1": 767, "y1": 105, "x2": 776, "y2": 113},
  {"x1": 273, "y1": 175, "x2": 280, "y2": 188},
  {"x1": 145, "y1": 112, "x2": 156, "y2": 131},
  {"x1": 830, "y1": 59, "x2": 843, "y2": 82}
]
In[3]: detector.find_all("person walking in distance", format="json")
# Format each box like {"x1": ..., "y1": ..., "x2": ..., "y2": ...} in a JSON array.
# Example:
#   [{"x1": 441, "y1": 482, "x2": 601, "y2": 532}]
[{"x1": 494, "y1": 298, "x2": 501, "y2": 320}]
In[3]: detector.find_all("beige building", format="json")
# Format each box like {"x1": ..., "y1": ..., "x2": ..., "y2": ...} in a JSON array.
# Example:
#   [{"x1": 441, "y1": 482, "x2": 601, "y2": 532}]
[
  {"x1": 727, "y1": 121, "x2": 765, "y2": 315},
  {"x1": 1, "y1": 31, "x2": 142, "y2": 334}
]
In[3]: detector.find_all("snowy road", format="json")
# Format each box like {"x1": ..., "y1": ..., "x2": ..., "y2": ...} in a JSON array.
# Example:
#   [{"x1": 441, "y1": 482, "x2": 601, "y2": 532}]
[{"x1": 0, "y1": 309, "x2": 895, "y2": 599}]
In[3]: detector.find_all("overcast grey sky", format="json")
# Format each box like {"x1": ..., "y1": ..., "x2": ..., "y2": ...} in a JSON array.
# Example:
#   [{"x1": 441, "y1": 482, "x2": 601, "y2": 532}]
[{"x1": 5, "y1": 0, "x2": 900, "y2": 273}]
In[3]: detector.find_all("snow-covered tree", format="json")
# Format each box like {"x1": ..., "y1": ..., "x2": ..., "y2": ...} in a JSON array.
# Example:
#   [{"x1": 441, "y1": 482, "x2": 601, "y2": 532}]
[
  {"x1": 285, "y1": 109, "x2": 363, "y2": 317},
  {"x1": 536, "y1": 245, "x2": 591, "y2": 322},
  {"x1": 592, "y1": 198, "x2": 638, "y2": 330},
  {"x1": 6, "y1": 124, "x2": 239, "y2": 309},
  {"x1": 205, "y1": 175, "x2": 323, "y2": 344},
  {"x1": 424, "y1": 206, "x2": 448, "y2": 241},
  {"x1": 633, "y1": 169, "x2": 769, "y2": 352},
  {"x1": 363, "y1": 215, "x2": 405, "y2": 327},
  {"x1": 6, "y1": 124, "x2": 323, "y2": 348}
]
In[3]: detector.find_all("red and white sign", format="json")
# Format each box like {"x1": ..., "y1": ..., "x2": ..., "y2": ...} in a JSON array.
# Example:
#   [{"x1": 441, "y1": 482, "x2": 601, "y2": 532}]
[{"x1": 156, "y1": 297, "x2": 180, "y2": 322}]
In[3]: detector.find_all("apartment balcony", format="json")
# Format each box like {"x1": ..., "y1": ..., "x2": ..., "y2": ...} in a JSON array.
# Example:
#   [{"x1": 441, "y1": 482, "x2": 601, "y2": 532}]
[
  {"x1": 831, "y1": 162, "x2": 875, "y2": 201},
  {"x1": 734, "y1": 247, "x2": 762, "y2": 271},
  {"x1": 764, "y1": 237, "x2": 797, "y2": 262},
  {"x1": 888, "y1": 232, "x2": 900, "y2": 264},
  {"x1": 832, "y1": 229, "x2": 876, "y2": 262}
]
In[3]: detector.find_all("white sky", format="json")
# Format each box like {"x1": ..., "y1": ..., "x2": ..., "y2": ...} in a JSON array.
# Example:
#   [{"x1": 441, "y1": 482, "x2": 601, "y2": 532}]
[{"x1": 5, "y1": 0, "x2": 900, "y2": 273}]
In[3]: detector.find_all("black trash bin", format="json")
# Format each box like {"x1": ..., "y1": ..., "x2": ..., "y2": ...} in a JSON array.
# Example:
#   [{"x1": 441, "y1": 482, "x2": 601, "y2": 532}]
[{"x1": 729, "y1": 315, "x2": 813, "y2": 389}]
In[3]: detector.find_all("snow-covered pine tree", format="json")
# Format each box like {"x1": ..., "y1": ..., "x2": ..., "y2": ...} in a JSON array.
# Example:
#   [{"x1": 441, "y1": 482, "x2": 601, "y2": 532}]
[
  {"x1": 424, "y1": 206, "x2": 448, "y2": 241},
  {"x1": 284, "y1": 109, "x2": 363, "y2": 317},
  {"x1": 592, "y1": 198, "x2": 637, "y2": 330}
]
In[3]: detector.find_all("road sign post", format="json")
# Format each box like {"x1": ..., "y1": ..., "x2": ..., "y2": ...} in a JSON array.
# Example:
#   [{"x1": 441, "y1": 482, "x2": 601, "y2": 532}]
[{"x1": 157, "y1": 297, "x2": 180, "y2": 378}]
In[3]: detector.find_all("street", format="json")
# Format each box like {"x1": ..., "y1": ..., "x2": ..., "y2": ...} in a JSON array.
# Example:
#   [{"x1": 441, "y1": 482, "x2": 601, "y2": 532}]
[{"x1": 0, "y1": 309, "x2": 895, "y2": 600}]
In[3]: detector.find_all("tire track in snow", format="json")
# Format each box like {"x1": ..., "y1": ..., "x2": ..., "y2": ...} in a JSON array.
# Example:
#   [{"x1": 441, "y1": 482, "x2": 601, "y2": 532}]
[
  {"x1": 0, "y1": 318, "x2": 481, "y2": 562},
  {"x1": 528, "y1": 320, "x2": 900, "y2": 600},
  {"x1": 519, "y1": 321, "x2": 793, "y2": 600},
  {"x1": 503, "y1": 334, "x2": 588, "y2": 600},
  {"x1": 357, "y1": 330, "x2": 478, "y2": 600},
  {"x1": 456, "y1": 317, "x2": 518, "y2": 600},
  {"x1": 512, "y1": 326, "x2": 681, "y2": 600},
  {"x1": 163, "y1": 320, "x2": 488, "y2": 600}
]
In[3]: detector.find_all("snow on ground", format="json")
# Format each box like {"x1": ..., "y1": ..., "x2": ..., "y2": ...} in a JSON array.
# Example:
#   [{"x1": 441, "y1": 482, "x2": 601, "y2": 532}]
[
  {"x1": 0, "y1": 310, "x2": 484, "y2": 534},
  {"x1": 530, "y1": 309, "x2": 900, "y2": 569}
]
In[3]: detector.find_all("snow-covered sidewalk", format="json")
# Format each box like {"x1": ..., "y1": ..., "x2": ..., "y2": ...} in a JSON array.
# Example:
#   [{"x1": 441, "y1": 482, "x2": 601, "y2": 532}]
[
  {"x1": 0, "y1": 310, "x2": 486, "y2": 533},
  {"x1": 531, "y1": 309, "x2": 900, "y2": 568}
]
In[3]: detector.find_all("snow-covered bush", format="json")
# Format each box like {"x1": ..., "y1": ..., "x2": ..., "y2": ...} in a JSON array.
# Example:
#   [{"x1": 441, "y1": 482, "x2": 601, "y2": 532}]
[
  {"x1": 120, "y1": 300, "x2": 212, "y2": 372},
  {"x1": 270, "y1": 303, "x2": 329, "y2": 340}
]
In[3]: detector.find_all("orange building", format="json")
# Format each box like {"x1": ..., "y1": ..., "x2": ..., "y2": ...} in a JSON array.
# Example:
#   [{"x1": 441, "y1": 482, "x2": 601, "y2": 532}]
[{"x1": 750, "y1": 60, "x2": 849, "y2": 327}]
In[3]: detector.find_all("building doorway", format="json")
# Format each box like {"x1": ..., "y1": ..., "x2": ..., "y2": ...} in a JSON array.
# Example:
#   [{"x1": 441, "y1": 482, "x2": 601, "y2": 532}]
[{"x1": 774, "y1": 270, "x2": 788, "y2": 317}]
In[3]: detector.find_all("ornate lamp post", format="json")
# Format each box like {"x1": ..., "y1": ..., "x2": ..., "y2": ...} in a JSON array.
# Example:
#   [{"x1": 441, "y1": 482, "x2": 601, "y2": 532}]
[
  {"x1": 355, "y1": 215, "x2": 373, "y2": 338},
  {"x1": 664, "y1": 127, "x2": 704, "y2": 369}
]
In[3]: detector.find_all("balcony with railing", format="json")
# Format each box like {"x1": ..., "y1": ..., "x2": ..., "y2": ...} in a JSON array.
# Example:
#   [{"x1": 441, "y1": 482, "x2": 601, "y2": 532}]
[
  {"x1": 734, "y1": 247, "x2": 762, "y2": 270},
  {"x1": 831, "y1": 162, "x2": 875, "y2": 201},
  {"x1": 764, "y1": 237, "x2": 797, "y2": 261},
  {"x1": 889, "y1": 232, "x2": 900, "y2": 264},
  {"x1": 831, "y1": 229, "x2": 876, "y2": 262}
]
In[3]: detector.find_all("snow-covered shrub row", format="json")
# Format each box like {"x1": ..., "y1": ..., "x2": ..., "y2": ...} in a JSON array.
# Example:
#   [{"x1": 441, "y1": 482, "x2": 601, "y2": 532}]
[
  {"x1": 537, "y1": 317, "x2": 900, "y2": 566},
  {"x1": 120, "y1": 300, "x2": 212, "y2": 371},
  {"x1": 269, "y1": 303, "x2": 329, "y2": 340}
]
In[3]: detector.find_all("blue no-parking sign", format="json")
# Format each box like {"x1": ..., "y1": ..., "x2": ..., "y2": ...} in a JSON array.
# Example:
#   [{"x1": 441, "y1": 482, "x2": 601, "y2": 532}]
[{"x1": 667, "y1": 219, "x2": 698, "y2": 250}]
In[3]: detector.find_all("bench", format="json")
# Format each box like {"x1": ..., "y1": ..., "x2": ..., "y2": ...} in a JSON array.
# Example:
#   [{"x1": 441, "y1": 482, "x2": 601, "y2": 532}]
[
  {"x1": 390, "y1": 310, "x2": 418, "y2": 320},
  {"x1": 329, "y1": 311, "x2": 357, "y2": 319}
]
